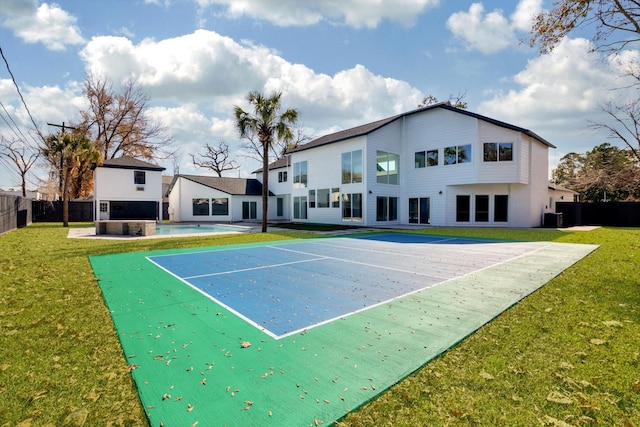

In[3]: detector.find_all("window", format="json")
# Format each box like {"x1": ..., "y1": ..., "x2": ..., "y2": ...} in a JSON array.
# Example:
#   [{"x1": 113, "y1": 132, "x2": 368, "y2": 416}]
[
  {"x1": 211, "y1": 198, "x2": 229, "y2": 216},
  {"x1": 317, "y1": 189, "x2": 330, "y2": 208},
  {"x1": 278, "y1": 171, "x2": 288, "y2": 182},
  {"x1": 342, "y1": 193, "x2": 362, "y2": 221},
  {"x1": 494, "y1": 195, "x2": 508, "y2": 222},
  {"x1": 342, "y1": 150, "x2": 363, "y2": 184},
  {"x1": 409, "y1": 198, "x2": 430, "y2": 224},
  {"x1": 415, "y1": 151, "x2": 426, "y2": 168},
  {"x1": 277, "y1": 197, "x2": 284, "y2": 217},
  {"x1": 293, "y1": 161, "x2": 307, "y2": 188},
  {"x1": 242, "y1": 201, "x2": 257, "y2": 219},
  {"x1": 444, "y1": 145, "x2": 471, "y2": 165},
  {"x1": 309, "y1": 190, "x2": 316, "y2": 208},
  {"x1": 331, "y1": 188, "x2": 340, "y2": 208},
  {"x1": 484, "y1": 143, "x2": 513, "y2": 162},
  {"x1": 99, "y1": 202, "x2": 108, "y2": 213},
  {"x1": 427, "y1": 149, "x2": 438, "y2": 166},
  {"x1": 293, "y1": 196, "x2": 307, "y2": 219},
  {"x1": 456, "y1": 195, "x2": 470, "y2": 222},
  {"x1": 193, "y1": 198, "x2": 209, "y2": 216},
  {"x1": 134, "y1": 170, "x2": 146, "y2": 185},
  {"x1": 475, "y1": 195, "x2": 489, "y2": 222},
  {"x1": 376, "y1": 151, "x2": 399, "y2": 184},
  {"x1": 376, "y1": 197, "x2": 398, "y2": 221}
]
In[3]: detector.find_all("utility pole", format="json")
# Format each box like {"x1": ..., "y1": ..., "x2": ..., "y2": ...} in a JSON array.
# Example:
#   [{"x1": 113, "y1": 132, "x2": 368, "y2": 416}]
[{"x1": 47, "y1": 122, "x2": 76, "y2": 200}]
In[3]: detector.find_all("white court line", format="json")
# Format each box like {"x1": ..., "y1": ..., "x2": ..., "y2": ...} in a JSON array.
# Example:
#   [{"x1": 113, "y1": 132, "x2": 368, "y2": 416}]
[
  {"x1": 183, "y1": 256, "x2": 328, "y2": 280},
  {"x1": 303, "y1": 237, "x2": 459, "y2": 259}
]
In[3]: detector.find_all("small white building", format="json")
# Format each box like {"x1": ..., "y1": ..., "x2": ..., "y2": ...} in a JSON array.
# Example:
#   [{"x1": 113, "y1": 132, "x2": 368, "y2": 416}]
[
  {"x1": 166, "y1": 175, "x2": 281, "y2": 223},
  {"x1": 92, "y1": 157, "x2": 165, "y2": 221}
]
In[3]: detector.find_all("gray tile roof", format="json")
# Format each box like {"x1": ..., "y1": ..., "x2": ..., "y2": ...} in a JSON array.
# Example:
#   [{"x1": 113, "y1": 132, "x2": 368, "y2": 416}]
[
  {"x1": 168, "y1": 175, "x2": 274, "y2": 196},
  {"x1": 290, "y1": 102, "x2": 555, "y2": 153},
  {"x1": 253, "y1": 156, "x2": 291, "y2": 174}
]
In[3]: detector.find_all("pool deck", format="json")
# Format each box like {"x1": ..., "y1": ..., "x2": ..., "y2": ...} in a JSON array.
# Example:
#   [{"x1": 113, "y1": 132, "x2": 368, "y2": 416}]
[{"x1": 67, "y1": 223, "x2": 266, "y2": 239}]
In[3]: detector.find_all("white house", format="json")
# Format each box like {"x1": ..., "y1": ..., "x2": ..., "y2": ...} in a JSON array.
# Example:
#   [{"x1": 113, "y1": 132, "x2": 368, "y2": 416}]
[
  {"x1": 166, "y1": 175, "x2": 281, "y2": 223},
  {"x1": 282, "y1": 103, "x2": 555, "y2": 228},
  {"x1": 92, "y1": 157, "x2": 165, "y2": 221}
]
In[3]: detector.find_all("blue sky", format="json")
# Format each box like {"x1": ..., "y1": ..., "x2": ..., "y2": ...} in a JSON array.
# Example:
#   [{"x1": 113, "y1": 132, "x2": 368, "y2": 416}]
[{"x1": 0, "y1": 0, "x2": 635, "y2": 190}]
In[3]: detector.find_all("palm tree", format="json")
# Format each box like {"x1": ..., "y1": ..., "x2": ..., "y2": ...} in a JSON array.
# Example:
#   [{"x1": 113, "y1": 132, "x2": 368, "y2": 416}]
[
  {"x1": 234, "y1": 91, "x2": 298, "y2": 232},
  {"x1": 43, "y1": 132, "x2": 99, "y2": 227}
]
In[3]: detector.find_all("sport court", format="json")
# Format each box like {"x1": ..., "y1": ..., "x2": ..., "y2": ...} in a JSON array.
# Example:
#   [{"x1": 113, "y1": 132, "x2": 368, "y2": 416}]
[{"x1": 90, "y1": 232, "x2": 597, "y2": 426}]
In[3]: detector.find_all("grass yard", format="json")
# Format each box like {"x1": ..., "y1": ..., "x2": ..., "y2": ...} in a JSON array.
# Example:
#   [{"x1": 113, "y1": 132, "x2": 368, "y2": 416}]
[{"x1": 0, "y1": 223, "x2": 638, "y2": 426}]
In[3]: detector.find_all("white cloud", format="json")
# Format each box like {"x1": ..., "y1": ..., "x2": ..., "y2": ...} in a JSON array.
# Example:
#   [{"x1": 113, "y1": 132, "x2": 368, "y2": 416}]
[
  {"x1": 478, "y1": 37, "x2": 637, "y2": 155},
  {"x1": 0, "y1": 2, "x2": 85, "y2": 51},
  {"x1": 80, "y1": 29, "x2": 424, "y2": 126},
  {"x1": 194, "y1": 0, "x2": 440, "y2": 28},
  {"x1": 447, "y1": 0, "x2": 542, "y2": 54}
]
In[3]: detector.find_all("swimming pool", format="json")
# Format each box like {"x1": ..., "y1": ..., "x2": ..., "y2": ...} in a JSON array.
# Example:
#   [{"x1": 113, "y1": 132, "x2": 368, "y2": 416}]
[{"x1": 155, "y1": 223, "x2": 250, "y2": 235}]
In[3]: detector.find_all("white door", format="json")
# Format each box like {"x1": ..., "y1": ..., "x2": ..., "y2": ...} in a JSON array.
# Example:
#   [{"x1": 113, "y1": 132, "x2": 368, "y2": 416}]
[{"x1": 99, "y1": 201, "x2": 110, "y2": 220}]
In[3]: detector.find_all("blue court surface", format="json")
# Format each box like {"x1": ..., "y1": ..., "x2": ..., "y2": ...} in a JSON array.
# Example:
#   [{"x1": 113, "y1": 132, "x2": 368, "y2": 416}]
[{"x1": 147, "y1": 233, "x2": 549, "y2": 339}]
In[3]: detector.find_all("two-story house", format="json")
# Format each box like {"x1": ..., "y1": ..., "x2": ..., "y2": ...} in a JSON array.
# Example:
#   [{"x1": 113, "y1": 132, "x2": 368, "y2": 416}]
[
  {"x1": 282, "y1": 103, "x2": 554, "y2": 228},
  {"x1": 92, "y1": 157, "x2": 165, "y2": 221}
]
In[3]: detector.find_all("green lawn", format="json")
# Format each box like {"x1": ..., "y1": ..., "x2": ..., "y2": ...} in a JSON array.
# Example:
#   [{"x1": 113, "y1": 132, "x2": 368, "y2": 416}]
[{"x1": 0, "y1": 224, "x2": 638, "y2": 426}]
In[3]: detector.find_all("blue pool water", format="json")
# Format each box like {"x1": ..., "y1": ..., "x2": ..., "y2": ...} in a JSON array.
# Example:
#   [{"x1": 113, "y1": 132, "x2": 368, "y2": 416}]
[{"x1": 155, "y1": 223, "x2": 247, "y2": 235}]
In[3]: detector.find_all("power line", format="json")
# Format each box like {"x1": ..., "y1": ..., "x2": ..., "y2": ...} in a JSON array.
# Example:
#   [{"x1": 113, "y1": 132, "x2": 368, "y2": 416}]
[{"x1": 0, "y1": 44, "x2": 45, "y2": 143}]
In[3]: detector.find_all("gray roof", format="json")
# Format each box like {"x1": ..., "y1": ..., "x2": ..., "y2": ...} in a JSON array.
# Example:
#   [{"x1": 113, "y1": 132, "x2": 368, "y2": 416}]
[
  {"x1": 168, "y1": 174, "x2": 274, "y2": 196},
  {"x1": 290, "y1": 102, "x2": 555, "y2": 153},
  {"x1": 253, "y1": 156, "x2": 291, "y2": 174},
  {"x1": 92, "y1": 156, "x2": 166, "y2": 171}
]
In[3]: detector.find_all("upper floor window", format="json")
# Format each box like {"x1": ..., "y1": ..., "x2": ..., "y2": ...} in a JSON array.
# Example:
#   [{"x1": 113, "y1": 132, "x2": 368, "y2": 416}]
[
  {"x1": 483, "y1": 143, "x2": 513, "y2": 162},
  {"x1": 293, "y1": 161, "x2": 307, "y2": 188},
  {"x1": 342, "y1": 150, "x2": 363, "y2": 184},
  {"x1": 278, "y1": 171, "x2": 288, "y2": 182},
  {"x1": 427, "y1": 149, "x2": 439, "y2": 166},
  {"x1": 444, "y1": 144, "x2": 471, "y2": 165},
  {"x1": 376, "y1": 151, "x2": 399, "y2": 184},
  {"x1": 415, "y1": 151, "x2": 426, "y2": 168},
  {"x1": 134, "y1": 170, "x2": 146, "y2": 184}
]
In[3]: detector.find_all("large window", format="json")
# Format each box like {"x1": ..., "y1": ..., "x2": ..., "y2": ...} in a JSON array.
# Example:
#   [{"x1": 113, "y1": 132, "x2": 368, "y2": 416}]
[
  {"x1": 309, "y1": 190, "x2": 316, "y2": 208},
  {"x1": 415, "y1": 151, "x2": 426, "y2": 168},
  {"x1": 409, "y1": 198, "x2": 430, "y2": 224},
  {"x1": 427, "y1": 149, "x2": 439, "y2": 167},
  {"x1": 376, "y1": 151, "x2": 399, "y2": 184},
  {"x1": 192, "y1": 198, "x2": 209, "y2": 216},
  {"x1": 134, "y1": 170, "x2": 146, "y2": 184},
  {"x1": 484, "y1": 143, "x2": 513, "y2": 162},
  {"x1": 242, "y1": 201, "x2": 257, "y2": 219},
  {"x1": 293, "y1": 161, "x2": 308, "y2": 188},
  {"x1": 475, "y1": 195, "x2": 489, "y2": 222},
  {"x1": 317, "y1": 188, "x2": 330, "y2": 208},
  {"x1": 444, "y1": 144, "x2": 471, "y2": 165},
  {"x1": 211, "y1": 198, "x2": 229, "y2": 216},
  {"x1": 293, "y1": 196, "x2": 307, "y2": 219},
  {"x1": 342, "y1": 150, "x2": 363, "y2": 184},
  {"x1": 456, "y1": 195, "x2": 470, "y2": 222},
  {"x1": 342, "y1": 193, "x2": 362, "y2": 221},
  {"x1": 494, "y1": 195, "x2": 509, "y2": 222},
  {"x1": 376, "y1": 197, "x2": 398, "y2": 221}
]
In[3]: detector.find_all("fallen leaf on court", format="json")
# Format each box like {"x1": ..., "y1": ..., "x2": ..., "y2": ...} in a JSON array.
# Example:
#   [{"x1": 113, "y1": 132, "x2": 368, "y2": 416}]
[
  {"x1": 241, "y1": 341, "x2": 251, "y2": 348},
  {"x1": 187, "y1": 403, "x2": 194, "y2": 412}
]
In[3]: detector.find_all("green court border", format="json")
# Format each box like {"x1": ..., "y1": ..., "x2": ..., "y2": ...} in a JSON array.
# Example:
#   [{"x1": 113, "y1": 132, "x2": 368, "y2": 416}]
[{"x1": 89, "y1": 233, "x2": 598, "y2": 426}]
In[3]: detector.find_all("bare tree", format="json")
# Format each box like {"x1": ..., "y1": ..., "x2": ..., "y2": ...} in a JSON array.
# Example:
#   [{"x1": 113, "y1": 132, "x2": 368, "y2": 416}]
[
  {"x1": 418, "y1": 91, "x2": 468, "y2": 109},
  {"x1": 78, "y1": 73, "x2": 174, "y2": 161},
  {"x1": 190, "y1": 141, "x2": 239, "y2": 177},
  {"x1": 0, "y1": 137, "x2": 39, "y2": 196},
  {"x1": 530, "y1": 0, "x2": 640, "y2": 54},
  {"x1": 594, "y1": 97, "x2": 640, "y2": 161}
]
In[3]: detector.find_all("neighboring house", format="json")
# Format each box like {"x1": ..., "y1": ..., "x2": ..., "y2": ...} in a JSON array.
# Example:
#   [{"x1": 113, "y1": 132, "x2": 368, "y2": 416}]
[
  {"x1": 166, "y1": 175, "x2": 278, "y2": 223},
  {"x1": 282, "y1": 102, "x2": 555, "y2": 228},
  {"x1": 92, "y1": 157, "x2": 165, "y2": 221},
  {"x1": 548, "y1": 183, "x2": 579, "y2": 210},
  {"x1": 0, "y1": 190, "x2": 43, "y2": 200}
]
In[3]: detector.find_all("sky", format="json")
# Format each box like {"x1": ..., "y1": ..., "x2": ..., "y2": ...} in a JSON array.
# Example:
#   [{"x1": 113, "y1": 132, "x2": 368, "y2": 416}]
[{"x1": 0, "y1": 0, "x2": 636, "y2": 190}]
